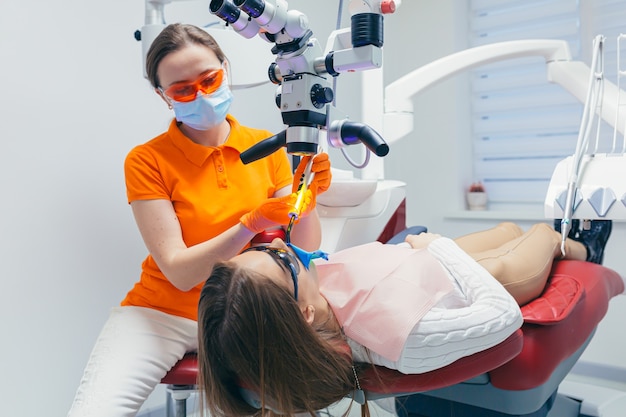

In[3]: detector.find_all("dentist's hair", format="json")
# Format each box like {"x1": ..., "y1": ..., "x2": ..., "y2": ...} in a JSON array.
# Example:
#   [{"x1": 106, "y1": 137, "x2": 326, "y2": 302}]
[
  {"x1": 197, "y1": 261, "x2": 362, "y2": 417},
  {"x1": 145, "y1": 23, "x2": 228, "y2": 89}
]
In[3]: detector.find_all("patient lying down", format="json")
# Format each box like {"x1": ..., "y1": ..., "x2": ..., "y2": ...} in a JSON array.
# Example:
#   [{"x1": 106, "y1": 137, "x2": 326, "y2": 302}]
[{"x1": 197, "y1": 221, "x2": 610, "y2": 417}]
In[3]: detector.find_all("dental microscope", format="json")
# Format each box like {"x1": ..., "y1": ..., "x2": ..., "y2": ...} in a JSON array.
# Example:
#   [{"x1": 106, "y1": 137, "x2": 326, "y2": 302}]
[{"x1": 208, "y1": 0, "x2": 397, "y2": 163}]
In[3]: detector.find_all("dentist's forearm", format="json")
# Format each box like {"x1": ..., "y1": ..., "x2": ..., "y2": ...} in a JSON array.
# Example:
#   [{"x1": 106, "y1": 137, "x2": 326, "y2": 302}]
[{"x1": 158, "y1": 223, "x2": 255, "y2": 292}]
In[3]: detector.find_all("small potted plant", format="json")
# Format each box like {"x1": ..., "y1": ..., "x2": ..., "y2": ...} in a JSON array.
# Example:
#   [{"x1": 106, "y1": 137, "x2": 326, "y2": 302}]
[{"x1": 467, "y1": 181, "x2": 488, "y2": 210}]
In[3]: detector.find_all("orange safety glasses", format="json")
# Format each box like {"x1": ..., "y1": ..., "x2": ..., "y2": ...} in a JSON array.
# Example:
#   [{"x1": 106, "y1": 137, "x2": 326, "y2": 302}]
[{"x1": 161, "y1": 68, "x2": 224, "y2": 103}]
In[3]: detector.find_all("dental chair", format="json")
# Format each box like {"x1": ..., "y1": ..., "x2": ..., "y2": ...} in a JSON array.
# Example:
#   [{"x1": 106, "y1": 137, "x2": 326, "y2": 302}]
[{"x1": 160, "y1": 230, "x2": 624, "y2": 417}]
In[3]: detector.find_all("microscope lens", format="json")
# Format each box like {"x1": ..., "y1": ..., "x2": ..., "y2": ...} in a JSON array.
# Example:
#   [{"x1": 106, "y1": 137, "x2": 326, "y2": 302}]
[
  {"x1": 209, "y1": 0, "x2": 240, "y2": 23},
  {"x1": 234, "y1": 0, "x2": 265, "y2": 19}
]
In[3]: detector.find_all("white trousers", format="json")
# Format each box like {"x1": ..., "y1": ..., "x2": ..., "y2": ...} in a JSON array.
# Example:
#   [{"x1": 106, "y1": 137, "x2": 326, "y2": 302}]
[{"x1": 67, "y1": 306, "x2": 198, "y2": 417}]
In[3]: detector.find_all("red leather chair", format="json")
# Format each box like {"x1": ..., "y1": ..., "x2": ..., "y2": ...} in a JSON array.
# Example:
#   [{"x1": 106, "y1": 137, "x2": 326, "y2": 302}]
[{"x1": 161, "y1": 355, "x2": 198, "y2": 417}]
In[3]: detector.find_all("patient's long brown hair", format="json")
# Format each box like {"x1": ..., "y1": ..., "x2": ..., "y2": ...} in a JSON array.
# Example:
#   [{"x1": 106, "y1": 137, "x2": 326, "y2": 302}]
[{"x1": 198, "y1": 261, "x2": 363, "y2": 417}]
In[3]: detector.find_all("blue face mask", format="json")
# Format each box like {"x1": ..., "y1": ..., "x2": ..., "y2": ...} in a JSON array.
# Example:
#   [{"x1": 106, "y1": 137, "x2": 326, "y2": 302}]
[{"x1": 171, "y1": 80, "x2": 233, "y2": 131}]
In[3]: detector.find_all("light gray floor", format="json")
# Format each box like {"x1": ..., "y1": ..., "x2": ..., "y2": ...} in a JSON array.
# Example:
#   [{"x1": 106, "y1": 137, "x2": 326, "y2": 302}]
[
  {"x1": 323, "y1": 397, "x2": 397, "y2": 417},
  {"x1": 151, "y1": 392, "x2": 398, "y2": 417}
]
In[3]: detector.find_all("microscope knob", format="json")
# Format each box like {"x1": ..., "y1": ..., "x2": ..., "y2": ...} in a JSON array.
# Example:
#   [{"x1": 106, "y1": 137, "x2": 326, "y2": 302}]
[
  {"x1": 381, "y1": 0, "x2": 397, "y2": 14},
  {"x1": 310, "y1": 84, "x2": 334, "y2": 108},
  {"x1": 268, "y1": 62, "x2": 282, "y2": 85}
]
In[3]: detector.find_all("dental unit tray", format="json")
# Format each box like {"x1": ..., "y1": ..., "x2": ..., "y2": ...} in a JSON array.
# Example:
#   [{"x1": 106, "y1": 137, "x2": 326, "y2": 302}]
[{"x1": 545, "y1": 34, "x2": 626, "y2": 220}]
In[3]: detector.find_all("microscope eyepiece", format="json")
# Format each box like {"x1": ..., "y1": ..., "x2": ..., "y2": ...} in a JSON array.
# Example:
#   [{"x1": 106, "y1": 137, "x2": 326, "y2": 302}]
[
  {"x1": 234, "y1": 0, "x2": 265, "y2": 19},
  {"x1": 209, "y1": 0, "x2": 261, "y2": 38},
  {"x1": 209, "y1": 0, "x2": 240, "y2": 23}
]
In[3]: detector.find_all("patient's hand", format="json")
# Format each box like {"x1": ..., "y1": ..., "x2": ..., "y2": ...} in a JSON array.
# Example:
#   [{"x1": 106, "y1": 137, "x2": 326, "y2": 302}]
[{"x1": 405, "y1": 232, "x2": 442, "y2": 250}]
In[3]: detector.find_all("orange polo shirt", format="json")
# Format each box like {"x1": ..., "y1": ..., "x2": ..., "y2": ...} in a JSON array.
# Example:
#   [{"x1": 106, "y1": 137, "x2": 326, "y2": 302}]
[{"x1": 121, "y1": 115, "x2": 292, "y2": 320}]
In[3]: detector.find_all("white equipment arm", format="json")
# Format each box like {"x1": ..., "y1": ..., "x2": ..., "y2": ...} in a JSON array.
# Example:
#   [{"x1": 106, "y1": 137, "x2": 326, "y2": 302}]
[
  {"x1": 383, "y1": 39, "x2": 626, "y2": 144},
  {"x1": 379, "y1": 38, "x2": 626, "y2": 221}
]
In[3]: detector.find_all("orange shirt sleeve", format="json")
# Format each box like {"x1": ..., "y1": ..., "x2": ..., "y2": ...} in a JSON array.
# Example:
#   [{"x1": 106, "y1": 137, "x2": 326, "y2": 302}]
[{"x1": 124, "y1": 141, "x2": 170, "y2": 203}]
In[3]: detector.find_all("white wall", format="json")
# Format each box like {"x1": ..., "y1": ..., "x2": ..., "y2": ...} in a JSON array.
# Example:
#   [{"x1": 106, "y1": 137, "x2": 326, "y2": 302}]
[{"x1": 0, "y1": 1, "x2": 623, "y2": 416}]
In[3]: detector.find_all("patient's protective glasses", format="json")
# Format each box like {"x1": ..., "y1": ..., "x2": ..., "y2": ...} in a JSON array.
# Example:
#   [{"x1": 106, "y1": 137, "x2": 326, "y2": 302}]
[
  {"x1": 243, "y1": 246, "x2": 300, "y2": 300},
  {"x1": 160, "y1": 68, "x2": 224, "y2": 103}
]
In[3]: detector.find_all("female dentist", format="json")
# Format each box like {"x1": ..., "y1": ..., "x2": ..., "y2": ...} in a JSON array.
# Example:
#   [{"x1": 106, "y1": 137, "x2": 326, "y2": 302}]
[{"x1": 67, "y1": 23, "x2": 331, "y2": 417}]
